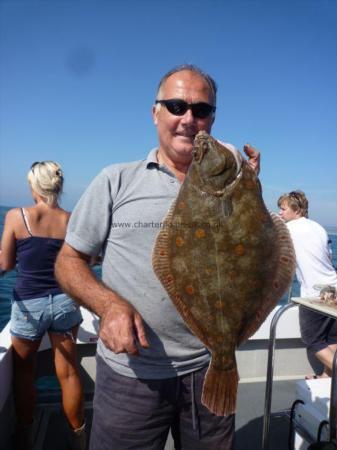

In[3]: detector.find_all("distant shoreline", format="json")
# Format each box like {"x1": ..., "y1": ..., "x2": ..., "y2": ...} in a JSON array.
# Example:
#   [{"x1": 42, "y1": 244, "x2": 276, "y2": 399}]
[{"x1": 325, "y1": 229, "x2": 337, "y2": 236}]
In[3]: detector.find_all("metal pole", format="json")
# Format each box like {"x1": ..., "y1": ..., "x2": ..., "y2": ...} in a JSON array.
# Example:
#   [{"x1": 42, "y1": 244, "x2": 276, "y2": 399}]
[
  {"x1": 330, "y1": 349, "x2": 337, "y2": 441},
  {"x1": 261, "y1": 302, "x2": 296, "y2": 450}
]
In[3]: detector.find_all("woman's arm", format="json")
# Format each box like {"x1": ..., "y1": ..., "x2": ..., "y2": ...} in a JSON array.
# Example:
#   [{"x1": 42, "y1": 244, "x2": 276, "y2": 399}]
[{"x1": 0, "y1": 209, "x2": 18, "y2": 272}]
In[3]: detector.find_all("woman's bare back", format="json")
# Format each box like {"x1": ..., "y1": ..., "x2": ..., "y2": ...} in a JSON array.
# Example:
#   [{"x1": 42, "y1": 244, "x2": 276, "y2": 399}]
[{"x1": 14, "y1": 204, "x2": 70, "y2": 240}]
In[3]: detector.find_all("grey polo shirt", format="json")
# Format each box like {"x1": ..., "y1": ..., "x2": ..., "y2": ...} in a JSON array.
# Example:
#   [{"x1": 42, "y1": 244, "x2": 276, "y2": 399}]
[{"x1": 66, "y1": 149, "x2": 210, "y2": 378}]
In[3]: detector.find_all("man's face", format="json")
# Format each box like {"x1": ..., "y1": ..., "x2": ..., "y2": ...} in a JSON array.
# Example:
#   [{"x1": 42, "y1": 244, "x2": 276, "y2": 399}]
[
  {"x1": 279, "y1": 201, "x2": 301, "y2": 223},
  {"x1": 152, "y1": 70, "x2": 215, "y2": 165}
]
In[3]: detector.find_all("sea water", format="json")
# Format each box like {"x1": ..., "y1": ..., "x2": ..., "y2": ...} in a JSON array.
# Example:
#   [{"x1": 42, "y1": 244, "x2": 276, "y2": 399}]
[{"x1": 0, "y1": 205, "x2": 336, "y2": 332}]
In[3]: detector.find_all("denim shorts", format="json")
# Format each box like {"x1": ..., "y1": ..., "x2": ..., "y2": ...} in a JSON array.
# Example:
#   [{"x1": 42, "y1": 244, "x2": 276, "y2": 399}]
[{"x1": 10, "y1": 293, "x2": 83, "y2": 341}]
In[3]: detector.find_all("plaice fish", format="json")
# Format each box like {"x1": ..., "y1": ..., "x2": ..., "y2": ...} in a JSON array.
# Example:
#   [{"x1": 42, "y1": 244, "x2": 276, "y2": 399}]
[{"x1": 152, "y1": 131, "x2": 295, "y2": 416}]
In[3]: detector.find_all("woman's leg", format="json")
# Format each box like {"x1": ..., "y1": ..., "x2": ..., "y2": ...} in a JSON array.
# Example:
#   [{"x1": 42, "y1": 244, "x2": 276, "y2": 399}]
[
  {"x1": 11, "y1": 336, "x2": 41, "y2": 426},
  {"x1": 49, "y1": 326, "x2": 84, "y2": 429}
]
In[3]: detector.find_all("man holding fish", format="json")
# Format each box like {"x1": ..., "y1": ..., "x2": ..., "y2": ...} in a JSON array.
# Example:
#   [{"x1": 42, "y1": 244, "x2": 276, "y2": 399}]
[{"x1": 55, "y1": 64, "x2": 261, "y2": 450}]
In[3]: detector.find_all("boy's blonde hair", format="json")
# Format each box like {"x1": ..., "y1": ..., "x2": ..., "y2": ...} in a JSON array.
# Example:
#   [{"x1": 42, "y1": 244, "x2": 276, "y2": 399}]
[{"x1": 277, "y1": 190, "x2": 309, "y2": 218}]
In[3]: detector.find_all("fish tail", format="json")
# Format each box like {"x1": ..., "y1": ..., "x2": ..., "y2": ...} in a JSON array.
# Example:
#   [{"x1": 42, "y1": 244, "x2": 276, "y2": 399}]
[{"x1": 201, "y1": 362, "x2": 239, "y2": 416}]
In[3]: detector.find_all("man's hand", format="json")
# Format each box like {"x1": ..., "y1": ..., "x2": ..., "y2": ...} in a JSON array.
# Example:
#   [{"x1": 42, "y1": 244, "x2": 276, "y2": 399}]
[
  {"x1": 244, "y1": 144, "x2": 260, "y2": 175},
  {"x1": 99, "y1": 296, "x2": 149, "y2": 355},
  {"x1": 55, "y1": 243, "x2": 149, "y2": 356}
]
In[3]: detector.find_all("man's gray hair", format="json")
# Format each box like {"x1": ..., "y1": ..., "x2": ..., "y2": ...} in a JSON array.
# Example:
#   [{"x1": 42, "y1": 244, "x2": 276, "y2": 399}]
[{"x1": 156, "y1": 64, "x2": 217, "y2": 105}]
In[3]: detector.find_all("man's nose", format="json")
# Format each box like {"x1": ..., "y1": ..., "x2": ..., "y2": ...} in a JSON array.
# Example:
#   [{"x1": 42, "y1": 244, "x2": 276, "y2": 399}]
[{"x1": 180, "y1": 108, "x2": 195, "y2": 124}]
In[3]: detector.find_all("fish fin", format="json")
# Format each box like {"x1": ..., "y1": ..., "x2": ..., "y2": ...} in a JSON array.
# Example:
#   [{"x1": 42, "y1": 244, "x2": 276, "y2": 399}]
[
  {"x1": 237, "y1": 212, "x2": 296, "y2": 344},
  {"x1": 202, "y1": 361, "x2": 239, "y2": 416}
]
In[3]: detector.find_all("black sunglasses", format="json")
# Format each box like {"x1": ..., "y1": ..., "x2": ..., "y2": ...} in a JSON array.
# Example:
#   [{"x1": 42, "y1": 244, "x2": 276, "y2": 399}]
[
  {"x1": 31, "y1": 161, "x2": 46, "y2": 173},
  {"x1": 289, "y1": 191, "x2": 302, "y2": 202},
  {"x1": 31, "y1": 161, "x2": 40, "y2": 172},
  {"x1": 155, "y1": 99, "x2": 216, "y2": 119}
]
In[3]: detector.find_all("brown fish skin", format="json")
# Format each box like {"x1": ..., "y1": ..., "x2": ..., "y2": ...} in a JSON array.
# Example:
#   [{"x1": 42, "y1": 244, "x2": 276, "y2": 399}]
[{"x1": 153, "y1": 131, "x2": 295, "y2": 415}]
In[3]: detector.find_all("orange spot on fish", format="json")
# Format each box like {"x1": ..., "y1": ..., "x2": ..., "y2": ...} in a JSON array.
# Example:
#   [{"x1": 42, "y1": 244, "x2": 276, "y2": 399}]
[
  {"x1": 234, "y1": 244, "x2": 245, "y2": 256},
  {"x1": 280, "y1": 256, "x2": 289, "y2": 263},
  {"x1": 176, "y1": 237, "x2": 184, "y2": 247},
  {"x1": 159, "y1": 250, "x2": 166, "y2": 256},
  {"x1": 166, "y1": 275, "x2": 173, "y2": 283},
  {"x1": 252, "y1": 280, "x2": 262, "y2": 289},
  {"x1": 245, "y1": 180, "x2": 255, "y2": 189},
  {"x1": 215, "y1": 300, "x2": 224, "y2": 310},
  {"x1": 195, "y1": 229, "x2": 206, "y2": 238},
  {"x1": 178, "y1": 201, "x2": 186, "y2": 209},
  {"x1": 185, "y1": 285, "x2": 194, "y2": 295}
]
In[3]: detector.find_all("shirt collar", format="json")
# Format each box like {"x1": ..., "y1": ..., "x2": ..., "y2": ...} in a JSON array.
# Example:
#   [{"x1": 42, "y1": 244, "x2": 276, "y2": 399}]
[
  {"x1": 145, "y1": 147, "x2": 177, "y2": 178},
  {"x1": 146, "y1": 148, "x2": 159, "y2": 168}
]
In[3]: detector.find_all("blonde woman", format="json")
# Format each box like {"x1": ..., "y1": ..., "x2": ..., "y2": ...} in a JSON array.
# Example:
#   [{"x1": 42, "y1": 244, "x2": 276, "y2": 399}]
[{"x1": 0, "y1": 161, "x2": 85, "y2": 450}]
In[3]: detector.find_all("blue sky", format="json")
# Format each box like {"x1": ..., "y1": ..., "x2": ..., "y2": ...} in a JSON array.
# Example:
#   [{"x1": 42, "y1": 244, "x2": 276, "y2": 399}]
[{"x1": 0, "y1": 0, "x2": 336, "y2": 226}]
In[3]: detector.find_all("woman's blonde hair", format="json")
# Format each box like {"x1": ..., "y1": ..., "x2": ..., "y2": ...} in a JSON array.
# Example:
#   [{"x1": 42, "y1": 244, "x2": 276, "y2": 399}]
[{"x1": 27, "y1": 161, "x2": 64, "y2": 205}]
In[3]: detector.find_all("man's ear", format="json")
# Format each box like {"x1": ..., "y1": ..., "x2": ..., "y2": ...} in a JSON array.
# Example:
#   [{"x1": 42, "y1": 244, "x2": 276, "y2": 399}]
[{"x1": 152, "y1": 105, "x2": 158, "y2": 126}]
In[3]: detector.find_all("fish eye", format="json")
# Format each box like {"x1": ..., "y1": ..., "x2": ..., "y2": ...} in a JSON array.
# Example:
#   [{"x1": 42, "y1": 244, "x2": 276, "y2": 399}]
[
  {"x1": 192, "y1": 147, "x2": 201, "y2": 162},
  {"x1": 192, "y1": 147, "x2": 203, "y2": 163}
]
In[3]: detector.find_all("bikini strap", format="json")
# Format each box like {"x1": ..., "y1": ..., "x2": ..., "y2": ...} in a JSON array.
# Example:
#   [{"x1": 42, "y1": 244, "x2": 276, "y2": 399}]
[{"x1": 21, "y1": 208, "x2": 33, "y2": 237}]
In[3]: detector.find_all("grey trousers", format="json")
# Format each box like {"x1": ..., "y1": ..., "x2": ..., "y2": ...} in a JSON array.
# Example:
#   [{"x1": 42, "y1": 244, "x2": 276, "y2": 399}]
[{"x1": 90, "y1": 355, "x2": 235, "y2": 450}]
